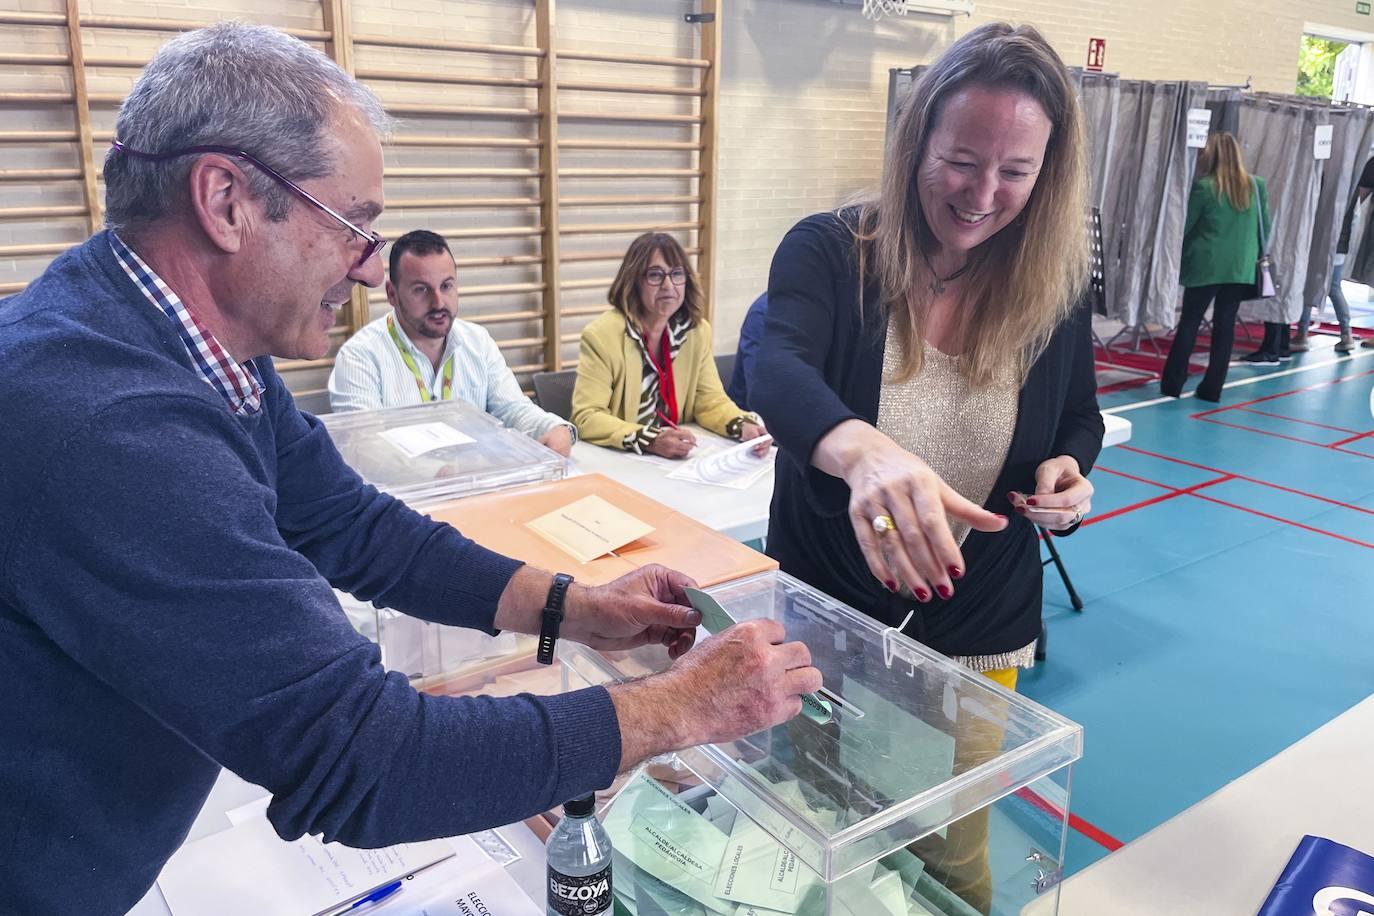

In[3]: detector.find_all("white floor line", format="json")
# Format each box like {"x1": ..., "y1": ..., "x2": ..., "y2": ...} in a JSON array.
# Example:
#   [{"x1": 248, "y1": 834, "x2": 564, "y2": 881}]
[{"x1": 1103, "y1": 349, "x2": 1374, "y2": 415}]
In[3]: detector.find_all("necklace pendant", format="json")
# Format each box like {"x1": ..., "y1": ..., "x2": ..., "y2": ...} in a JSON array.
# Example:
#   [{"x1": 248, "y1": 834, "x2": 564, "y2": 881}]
[{"x1": 931, "y1": 278, "x2": 945, "y2": 296}]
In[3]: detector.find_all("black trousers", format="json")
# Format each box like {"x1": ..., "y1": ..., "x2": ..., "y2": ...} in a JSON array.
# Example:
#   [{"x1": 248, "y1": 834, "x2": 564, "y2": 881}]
[{"x1": 1161, "y1": 284, "x2": 1251, "y2": 401}]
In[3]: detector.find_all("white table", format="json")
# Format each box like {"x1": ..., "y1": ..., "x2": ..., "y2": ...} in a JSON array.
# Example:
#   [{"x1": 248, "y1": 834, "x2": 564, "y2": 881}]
[
  {"x1": 570, "y1": 414, "x2": 1130, "y2": 544},
  {"x1": 1102, "y1": 412, "x2": 1131, "y2": 448},
  {"x1": 1024, "y1": 694, "x2": 1374, "y2": 915},
  {"x1": 570, "y1": 425, "x2": 774, "y2": 542}
]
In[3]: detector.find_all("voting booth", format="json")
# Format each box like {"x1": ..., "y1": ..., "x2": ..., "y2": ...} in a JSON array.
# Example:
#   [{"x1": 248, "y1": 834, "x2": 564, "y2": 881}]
[{"x1": 559, "y1": 571, "x2": 1084, "y2": 916}]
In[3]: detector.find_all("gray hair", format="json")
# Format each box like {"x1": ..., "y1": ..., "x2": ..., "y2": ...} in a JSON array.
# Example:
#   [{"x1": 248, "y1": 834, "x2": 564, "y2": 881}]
[{"x1": 103, "y1": 21, "x2": 392, "y2": 232}]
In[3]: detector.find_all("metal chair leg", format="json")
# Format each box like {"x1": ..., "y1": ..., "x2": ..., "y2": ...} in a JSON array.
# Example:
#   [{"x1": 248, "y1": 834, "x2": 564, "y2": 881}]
[{"x1": 1041, "y1": 528, "x2": 1084, "y2": 612}]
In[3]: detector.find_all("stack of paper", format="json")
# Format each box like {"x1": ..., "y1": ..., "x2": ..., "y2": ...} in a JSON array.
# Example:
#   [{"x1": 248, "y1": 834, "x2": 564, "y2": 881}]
[
  {"x1": 667, "y1": 437, "x2": 774, "y2": 490},
  {"x1": 158, "y1": 817, "x2": 540, "y2": 916}
]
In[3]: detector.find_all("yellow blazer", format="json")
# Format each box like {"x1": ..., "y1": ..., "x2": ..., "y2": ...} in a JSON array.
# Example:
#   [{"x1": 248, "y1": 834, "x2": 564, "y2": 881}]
[{"x1": 572, "y1": 309, "x2": 746, "y2": 449}]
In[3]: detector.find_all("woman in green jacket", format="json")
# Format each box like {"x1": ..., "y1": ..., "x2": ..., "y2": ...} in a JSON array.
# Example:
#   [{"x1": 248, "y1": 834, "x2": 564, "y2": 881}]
[{"x1": 1161, "y1": 131, "x2": 1270, "y2": 402}]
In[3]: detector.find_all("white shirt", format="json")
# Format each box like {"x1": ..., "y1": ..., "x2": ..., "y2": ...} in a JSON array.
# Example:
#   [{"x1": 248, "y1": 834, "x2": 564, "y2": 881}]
[{"x1": 328, "y1": 313, "x2": 572, "y2": 444}]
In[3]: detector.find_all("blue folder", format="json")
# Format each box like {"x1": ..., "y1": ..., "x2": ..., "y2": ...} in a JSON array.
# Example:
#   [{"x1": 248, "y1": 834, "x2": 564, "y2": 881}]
[{"x1": 1258, "y1": 835, "x2": 1374, "y2": 915}]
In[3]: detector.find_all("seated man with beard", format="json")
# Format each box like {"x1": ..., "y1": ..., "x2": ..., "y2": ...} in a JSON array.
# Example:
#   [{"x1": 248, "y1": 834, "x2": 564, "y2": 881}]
[{"x1": 329, "y1": 229, "x2": 575, "y2": 455}]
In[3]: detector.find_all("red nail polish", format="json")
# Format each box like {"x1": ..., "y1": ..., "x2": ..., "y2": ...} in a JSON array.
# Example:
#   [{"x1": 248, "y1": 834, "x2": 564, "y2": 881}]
[
  {"x1": 1026, "y1": 497, "x2": 1039, "y2": 506},
  {"x1": 948, "y1": 565, "x2": 963, "y2": 580},
  {"x1": 886, "y1": 580, "x2": 897, "y2": 592},
  {"x1": 1006, "y1": 491, "x2": 1017, "y2": 502},
  {"x1": 1016, "y1": 506, "x2": 1028, "y2": 514},
  {"x1": 914, "y1": 587, "x2": 930, "y2": 602},
  {"x1": 936, "y1": 585, "x2": 952, "y2": 599}
]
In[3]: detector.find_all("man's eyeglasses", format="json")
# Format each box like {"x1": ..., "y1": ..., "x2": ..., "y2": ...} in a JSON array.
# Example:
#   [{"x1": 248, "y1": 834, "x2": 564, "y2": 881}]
[
  {"x1": 110, "y1": 140, "x2": 386, "y2": 271},
  {"x1": 644, "y1": 267, "x2": 687, "y2": 287}
]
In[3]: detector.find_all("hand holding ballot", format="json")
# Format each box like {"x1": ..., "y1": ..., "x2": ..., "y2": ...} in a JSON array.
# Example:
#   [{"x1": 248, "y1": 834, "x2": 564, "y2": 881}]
[
  {"x1": 489, "y1": 561, "x2": 821, "y2": 772},
  {"x1": 609, "y1": 616, "x2": 823, "y2": 770},
  {"x1": 560, "y1": 563, "x2": 702, "y2": 659}
]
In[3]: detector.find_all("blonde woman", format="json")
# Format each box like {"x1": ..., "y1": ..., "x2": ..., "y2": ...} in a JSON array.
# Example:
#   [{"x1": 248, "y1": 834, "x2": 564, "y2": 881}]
[
  {"x1": 1162, "y1": 131, "x2": 1271, "y2": 398},
  {"x1": 572, "y1": 232, "x2": 767, "y2": 458},
  {"x1": 751, "y1": 24, "x2": 1102, "y2": 910}
]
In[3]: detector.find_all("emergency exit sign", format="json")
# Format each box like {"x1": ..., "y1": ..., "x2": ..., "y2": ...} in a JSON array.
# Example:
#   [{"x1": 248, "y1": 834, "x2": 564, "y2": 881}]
[
  {"x1": 1359, "y1": 1, "x2": 1371, "y2": 15},
  {"x1": 1087, "y1": 37, "x2": 1106, "y2": 71}
]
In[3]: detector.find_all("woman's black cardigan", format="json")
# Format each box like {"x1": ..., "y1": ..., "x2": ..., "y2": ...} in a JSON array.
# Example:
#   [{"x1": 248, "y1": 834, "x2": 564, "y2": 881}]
[{"x1": 751, "y1": 211, "x2": 1104, "y2": 657}]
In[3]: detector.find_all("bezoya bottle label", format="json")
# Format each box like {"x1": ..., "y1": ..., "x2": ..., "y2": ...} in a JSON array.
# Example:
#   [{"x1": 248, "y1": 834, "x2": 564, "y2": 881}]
[{"x1": 547, "y1": 863, "x2": 612, "y2": 916}]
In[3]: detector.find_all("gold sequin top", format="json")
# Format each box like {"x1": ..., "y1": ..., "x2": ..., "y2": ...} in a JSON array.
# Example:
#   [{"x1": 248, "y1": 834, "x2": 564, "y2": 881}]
[
  {"x1": 876, "y1": 328, "x2": 1018, "y2": 545},
  {"x1": 876, "y1": 324, "x2": 1036, "y2": 672}
]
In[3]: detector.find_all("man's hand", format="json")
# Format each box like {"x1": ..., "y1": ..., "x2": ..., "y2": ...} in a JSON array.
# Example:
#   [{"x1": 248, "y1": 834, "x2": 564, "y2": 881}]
[
  {"x1": 539, "y1": 425, "x2": 574, "y2": 457},
  {"x1": 561, "y1": 564, "x2": 700, "y2": 658},
  {"x1": 608, "y1": 618, "x2": 822, "y2": 771}
]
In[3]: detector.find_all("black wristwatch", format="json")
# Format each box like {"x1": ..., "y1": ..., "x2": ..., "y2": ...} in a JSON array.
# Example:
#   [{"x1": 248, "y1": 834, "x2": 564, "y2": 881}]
[{"x1": 536, "y1": 573, "x2": 575, "y2": 665}]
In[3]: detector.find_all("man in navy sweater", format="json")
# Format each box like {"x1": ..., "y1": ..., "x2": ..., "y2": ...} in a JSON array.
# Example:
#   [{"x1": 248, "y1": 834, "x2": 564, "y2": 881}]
[{"x1": 0, "y1": 24, "x2": 821, "y2": 915}]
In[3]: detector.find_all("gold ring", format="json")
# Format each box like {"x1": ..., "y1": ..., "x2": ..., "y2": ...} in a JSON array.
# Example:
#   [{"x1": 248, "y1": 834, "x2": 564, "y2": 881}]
[{"x1": 872, "y1": 514, "x2": 896, "y2": 535}]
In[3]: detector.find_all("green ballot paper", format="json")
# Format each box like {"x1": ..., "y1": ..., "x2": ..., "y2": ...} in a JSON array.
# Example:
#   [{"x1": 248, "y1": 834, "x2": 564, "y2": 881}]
[
  {"x1": 684, "y1": 587, "x2": 736, "y2": 636},
  {"x1": 683, "y1": 588, "x2": 833, "y2": 725},
  {"x1": 604, "y1": 773, "x2": 733, "y2": 916}
]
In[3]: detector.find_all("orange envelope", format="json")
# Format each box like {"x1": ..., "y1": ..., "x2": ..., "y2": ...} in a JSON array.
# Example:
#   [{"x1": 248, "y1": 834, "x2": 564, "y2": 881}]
[{"x1": 422, "y1": 474, "x2": 777, "y2": 587}]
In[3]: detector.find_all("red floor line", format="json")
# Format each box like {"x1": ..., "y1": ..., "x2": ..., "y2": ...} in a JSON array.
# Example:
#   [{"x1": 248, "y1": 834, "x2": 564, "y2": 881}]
[
  {"x1": 1187, "y1": 493, "x2": 1374, "y2": 549},
  {"x1": 1080, "y1": 476, "x2": 1233, "y2": 527},
  {"x1": 1093, "y1": 465, "x2": 1179, "y2": 491},
  {"x1": 1079, "y1": 490, "x2": 1189, "y2": 526},
  {"x1": 1013, "y1": 787, "x2": 1124, "y2": 852},
  {"x1": 1189, "y1": 367, "x2": 1374, "y2": 416},
  {"x1": 1097, "y1": 377, "x2": 1158, "y2": 396},
  {"x1": 1194, "y1": 415, "x2": 1344, "y2": 448},
  {"x1": 1117, "y1": 444, "x2": 1374, "y2": 516},
  {"x1": 1329, "y1": 430, "x2": 1374, "y2": 448},
  {"x1": 1233, "y1": 407, "x2": 1364, "y2": 435}
]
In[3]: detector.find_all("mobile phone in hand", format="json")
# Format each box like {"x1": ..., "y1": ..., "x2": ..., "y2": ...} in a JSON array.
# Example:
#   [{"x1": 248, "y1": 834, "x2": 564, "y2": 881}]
[{"x1": 1009, "y1": 491, "x2": 1077, "y2": 525}]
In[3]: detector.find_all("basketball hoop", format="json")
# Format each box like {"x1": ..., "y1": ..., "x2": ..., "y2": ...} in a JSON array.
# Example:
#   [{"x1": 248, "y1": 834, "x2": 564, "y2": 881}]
[{"x1": 862, "y1": 0, "x2": 909, "y2": 19}]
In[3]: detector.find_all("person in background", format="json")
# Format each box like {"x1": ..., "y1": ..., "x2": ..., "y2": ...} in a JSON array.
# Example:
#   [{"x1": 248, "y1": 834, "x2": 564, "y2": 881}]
[
  {"x1": 328, "y1": 229, "x2": 575, "y2": 456},
  {"x1": 572, "y1": 231, "x2": 769, "y2": 459},
  {"x1": 1294, "y1": 157, "x2": 1374, "y2": 355},
  {"x1": 0, "y1": 25, "x2": 821, "y2": 914},
  {"x1": 1162, "y1": 131, "x2": 1271, "y2": 399},
  {"x1": 725, "y1": 291, "x2": 769, "y2": 410},
  {"x1": 751, "y1": 23, "x2": 1102, "y2": 913}
]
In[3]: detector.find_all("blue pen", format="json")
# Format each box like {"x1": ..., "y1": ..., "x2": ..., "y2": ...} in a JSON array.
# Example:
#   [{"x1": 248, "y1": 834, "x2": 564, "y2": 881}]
[{"x1": 348, "y1": 881, "x2": 403, "y2": 911}]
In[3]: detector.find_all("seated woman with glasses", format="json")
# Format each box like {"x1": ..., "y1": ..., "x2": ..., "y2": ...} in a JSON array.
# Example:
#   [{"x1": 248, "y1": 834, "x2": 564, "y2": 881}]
[{"x1": 572, "y1": 232, "x2": 768, "y2": 458}]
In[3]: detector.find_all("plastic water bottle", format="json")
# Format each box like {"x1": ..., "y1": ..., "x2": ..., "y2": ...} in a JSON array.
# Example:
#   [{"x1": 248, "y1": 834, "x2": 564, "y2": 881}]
[{"x1": 546, "y1": 794, "x2": 613, "y2": 916}]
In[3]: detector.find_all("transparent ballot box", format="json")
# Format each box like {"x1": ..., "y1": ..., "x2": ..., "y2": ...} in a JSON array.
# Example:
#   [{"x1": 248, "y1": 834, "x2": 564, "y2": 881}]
[
  {"x1": 559, "y1": 571, "x2": 1083, "y2": 916},
  {"x1": 337, "y1": 586, "x2": 545, "y2": 689},
  {"x1": 320, "y1": 399, "x2": 566, "y2": 507}
]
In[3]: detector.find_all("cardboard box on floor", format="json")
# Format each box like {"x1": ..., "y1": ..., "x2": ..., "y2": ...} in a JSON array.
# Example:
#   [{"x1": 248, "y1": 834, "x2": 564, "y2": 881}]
[{"x1": 422, "y1": 473, "x2": 777, "y2": 588}]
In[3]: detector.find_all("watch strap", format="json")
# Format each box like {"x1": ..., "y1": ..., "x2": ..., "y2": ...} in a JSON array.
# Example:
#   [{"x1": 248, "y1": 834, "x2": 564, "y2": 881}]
[{"x1": 536, "y1": 573, "x2": 575, "y2": 665}]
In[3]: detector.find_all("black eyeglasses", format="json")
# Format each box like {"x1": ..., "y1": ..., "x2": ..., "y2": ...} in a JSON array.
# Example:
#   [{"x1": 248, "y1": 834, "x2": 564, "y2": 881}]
[
  {"x1": 644, "y1": 267, "x2": 687, "y2": 287},
  {"x1": 111, "y1": 140, "x2": 386, "y2": 270}
]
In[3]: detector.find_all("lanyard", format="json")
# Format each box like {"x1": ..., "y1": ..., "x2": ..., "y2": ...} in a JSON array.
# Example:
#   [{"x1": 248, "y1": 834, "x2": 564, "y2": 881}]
[
  {"x1": 386, "y1": 313, "x2": 454, "y2": 403},
  {"x1": 647, "y1": 329, "x2": 678, "y2": 426}
]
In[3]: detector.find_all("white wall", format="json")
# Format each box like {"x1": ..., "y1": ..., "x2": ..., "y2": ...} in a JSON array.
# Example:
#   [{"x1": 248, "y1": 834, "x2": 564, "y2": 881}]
[{"x1": 711, "y1": 0, "x2": 947, "y2": 349}]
